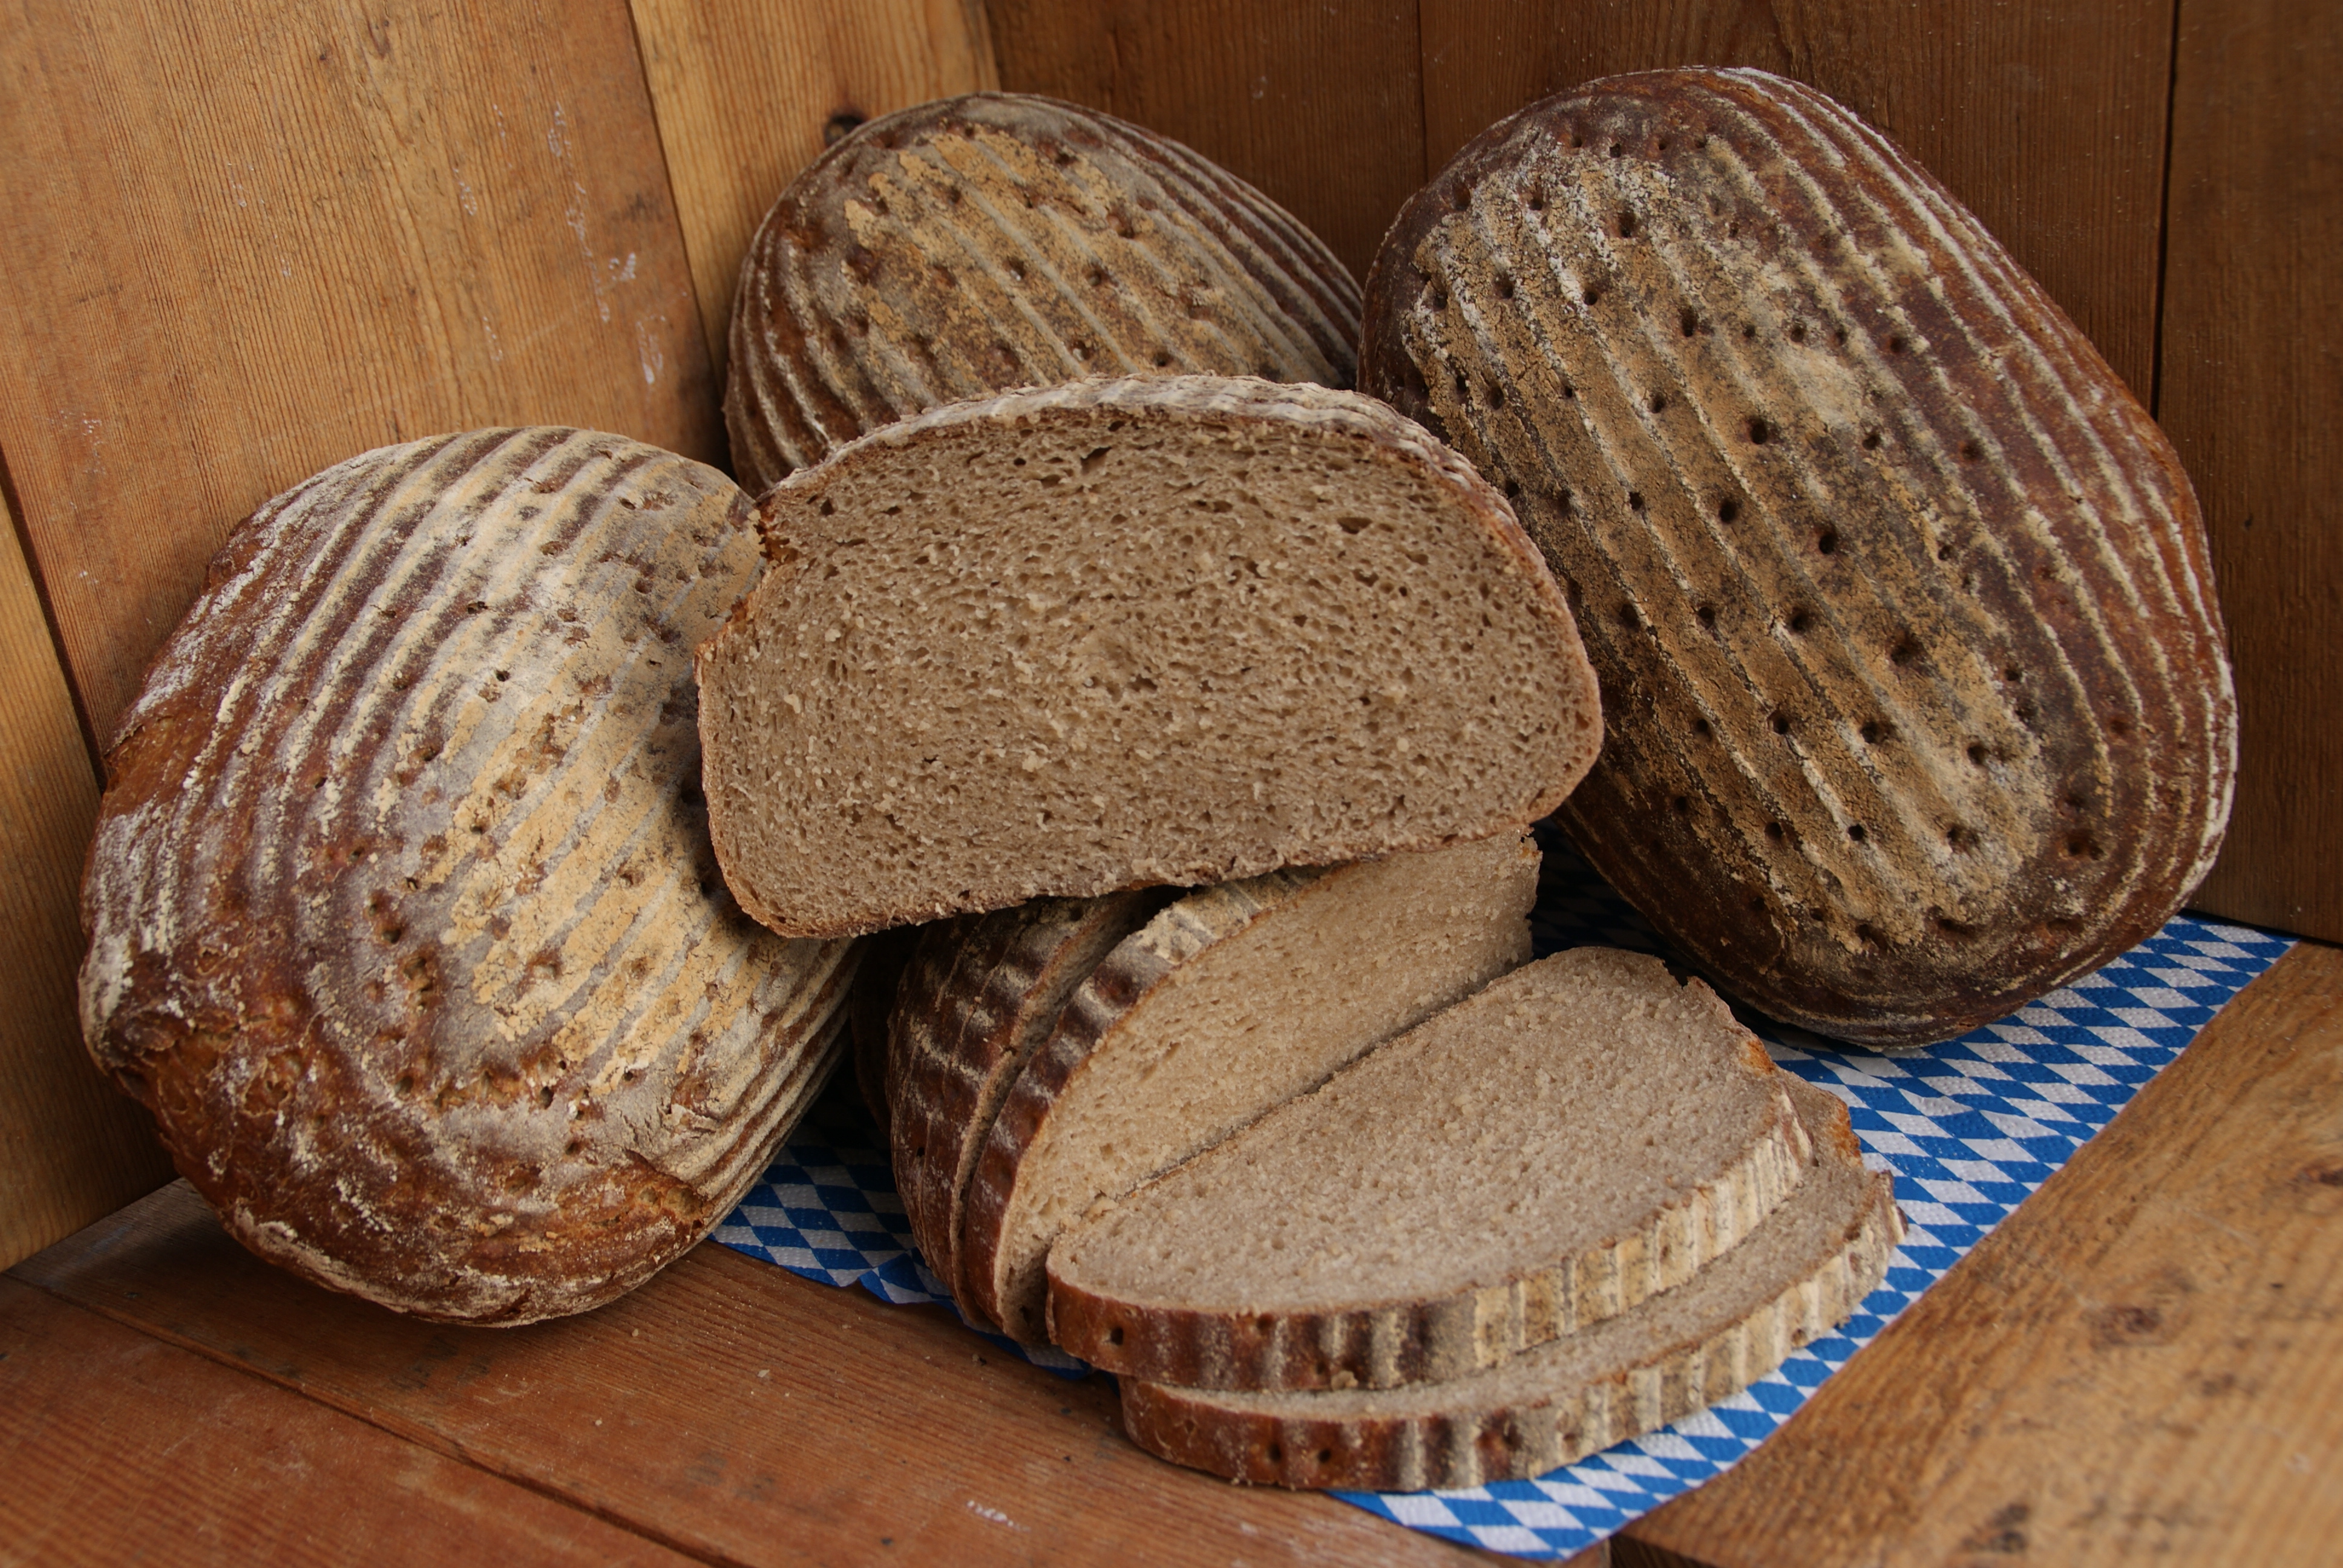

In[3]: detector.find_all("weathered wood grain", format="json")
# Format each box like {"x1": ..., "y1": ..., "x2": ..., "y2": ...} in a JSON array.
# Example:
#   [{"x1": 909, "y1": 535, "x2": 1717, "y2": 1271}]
[
  {"x1": 0, "y1": 484, "x2": 171, "y2": 1272},
  {"x1": 11, "y1": 1176, "x2": 1493, "y2": 1566},
  {"x1": 1413, "y1": 0, "x2": 2174, "y2": 401},
  {"x1": 984, "y1": 0, "x2": 1420, "y2": 284},
  {"x1": 1624, "y1": 940, "x2": 2343, "y2": 1566},
  {"x1": 0, "y1": 1277, "x2": 697, "y2": 1566},
  {"x1": 0, "y1": 0, "x2": 721, "y2": 744},
  {"x1": 2161, "y1": 0, "x2": 2342, "y2": 944},
  {"x1": 626, "y1": 0, "x2": 998, "y2": 384}
]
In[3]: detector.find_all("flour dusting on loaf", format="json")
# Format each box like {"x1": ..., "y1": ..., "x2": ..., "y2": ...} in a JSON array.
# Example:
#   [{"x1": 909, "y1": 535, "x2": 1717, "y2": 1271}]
[{"x1": 80, "y1": 429, "x2": 857, "y2": 1324}]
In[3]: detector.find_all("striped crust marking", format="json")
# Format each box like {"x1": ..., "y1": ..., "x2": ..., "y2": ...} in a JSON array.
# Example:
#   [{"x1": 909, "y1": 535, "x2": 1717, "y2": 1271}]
[
  {"x1": 698, "y1": 374, "x2": 1599, "y2": 941},
  {"x1": 1044, "y1": 947, "x2": 1809, "y2": 1387},
  {"x1": 1360, "y1": 67, "x2": 2235, "y2": 1047},
  {"x1": 960, "y1": 834, "x2": 1542, "y2": 1344},
  {"x1": 884, "y1": 890, "x2": 1167, "y2": 1321},
  {"x1": 725, "y1": 91, "x2": 1362, "y2": 493},
  {"x1": 1119, "y1": 1077, "x2": 1901, "y2": 1490},
  {"x1": 79, "y1": 430, "x2": 858, "y2": 1324}
]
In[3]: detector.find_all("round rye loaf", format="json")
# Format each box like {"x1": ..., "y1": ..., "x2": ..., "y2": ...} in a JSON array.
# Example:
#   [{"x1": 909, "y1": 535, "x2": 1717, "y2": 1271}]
[
  {"x1": 726, "y1": 91, "x2": 1361, "y2": 494},
  {"x1": 79, "y1": 430, "x2": 858, "y2": 1325},
  {"x1": 1360, "y1": 68, "x2": 2235, "y2": 1047}
]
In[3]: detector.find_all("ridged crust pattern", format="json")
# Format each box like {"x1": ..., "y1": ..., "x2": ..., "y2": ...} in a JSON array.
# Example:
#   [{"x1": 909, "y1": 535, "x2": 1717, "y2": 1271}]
[
  {"x1": 79, "y1": 430, "x2": 858, "y2": 1324},
  {"x1": 886, "y1": 890, "x2": 1168, "y2": 1318},
  {"x1": 726, "y1": 91, "x2": 1362, "y2": 494},
  {"x1": 1360, "y1": 68, "x2": 2235, "y2": 1046},
  {"x1": 1119, "y1": 1078, "x2": 1901, "y2": 1489},
  {"x1": 1046, "y1": 952, "x2": 1814, "y2": 1391},
  {"x1": 698, "y1": 374, "x2": 1601, "y2": 940}
]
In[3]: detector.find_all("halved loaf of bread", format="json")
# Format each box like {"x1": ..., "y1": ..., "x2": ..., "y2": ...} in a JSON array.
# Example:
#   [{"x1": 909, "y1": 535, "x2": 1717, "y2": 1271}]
[
  {"x1": 1360, "y1": 68, "x2": 2234, "y2": 1046},
  {"x1": 1121, "y1": 1076, "x2": 1899, "y2": 1489},
  {"x1": 79, "y1": 430, "x2": 859, "y2": 1324},
  {"x1": 697, "y1": 375, "x2": 1602, "y2": 939},
  {"x1": 1047, "y1": 947, "x2": 1811, "y2": 1390},
  {"x1": 887, "y1": 889, "x2": 1170, "y2": 1306},
  {"x1": 958, "y1": 832, "x2": 1542, "y2": 1341},
  {"x1": 726, "y1": 92, "x2": 1362, "y2": 493}
]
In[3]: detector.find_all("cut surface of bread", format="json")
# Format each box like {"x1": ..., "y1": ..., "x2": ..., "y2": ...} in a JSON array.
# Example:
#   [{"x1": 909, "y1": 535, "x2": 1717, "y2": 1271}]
[
  {"x1": 698, "y1": 376, "x2": 1602, "y2": 939},
  {"x1": 887, "y1": 890, "x2": 1170, "y2": 1312},
  {"x1": 79, "y1": 430, "x2": 858, "y2": 1324},
  {"x1": 725, "y1": 91, "x2": 1360, "y2": 493},
  {"x1": 1047, "y1": 947, "x2": 1810, "y2": 1390},
  {"x1": 1122, "y1": 1076, "x2": 1899, "y2": 1489},
  {"x1": 963, "y1": 832, "x2": 1542, "y2": 1342},
  {"x1": 1360, "y1": 68, "x2": 2234, "y2": 1047}
]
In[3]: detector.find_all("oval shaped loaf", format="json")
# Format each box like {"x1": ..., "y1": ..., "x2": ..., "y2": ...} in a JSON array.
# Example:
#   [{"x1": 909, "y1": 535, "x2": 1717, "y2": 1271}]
[
  {"x1": 1360, "y1": 68, "x2": 2236, "y2": 1047},
  {"x1": 697, "y1": 374, "x2": 1602, "y2": 940},
  {"x1": 79, "y1": 430, "x2": 859, "y2": 1324},
  {"x1": 1120, "y1": 1076, "x2": 1899, "y2": 1489},
  {"x1": 1046, "y1": 948, "x2": 1812, "y2": 1391},
  {"x1": 961, "y1": 833, "x2": 1542, "y2": 1343},
  {"x1": 726, "y1": 91, "x2": 1362, "y2": 494}
]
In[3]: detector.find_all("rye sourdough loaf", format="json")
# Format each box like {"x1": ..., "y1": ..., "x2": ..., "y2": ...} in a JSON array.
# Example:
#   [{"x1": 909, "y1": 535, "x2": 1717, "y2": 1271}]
[
  {"x1": 1122, "y1": 1076, "x2": 1899, "y2": 1488},
  {"x1": 1047, "y1": 947, "x2": 1810, "y2": 1390},
  {"x1": 79, "y1": 430, "x2": 858, "y2": 1325},
  {"x1": 957, "y1": 833, "x2": 1542, "y2": 1341},
  {"x1": 888, "y1": 889, "x2": 1171, "y2": 1307},
  {"x1": 1359, "y1": 68, "x2": 2236, "y2": 1047},
  {"x1": 726, "y1": 92, "x2": 1361, "y2": 494},
  {"x1": 696, "y1": 376, "x2": 1602, "y2": 940}
]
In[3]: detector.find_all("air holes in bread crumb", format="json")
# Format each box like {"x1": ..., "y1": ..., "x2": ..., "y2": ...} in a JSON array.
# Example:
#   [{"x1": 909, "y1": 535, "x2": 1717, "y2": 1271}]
[
  {"x1": 1718, "y1": 498, "x2": 1740, "y2": 524},
  {"x1": 1771, "y1": 711, "x2": 1793, "y2": 734},
  {"x1": 1748, "y1": 416, "x2": 1771, "y2": 445},
  {"x1": 1847, "y1": 823, "x2": 1867, "y2": 842},
  {"x1": 1583, "y1": 284, "x2": 1602, "y2": 307},
  {"x1": 1696, "y1": 603, "x2": 1717, "y2": 629},
  {"x1": 1817, "y1": 529, "x2": 1839, "y2": 554},
  {"x1": 819, "y1": 498, "x2": 836, "y2": 516},
  {"x1": 1694, "y1": 717, "x2": 1712, "y2": 737},
  {"x1": 1627, "y1": 491, "x2": 1645, "y2": 511},
  {"x1": 1337, "y1": 516, "x2": 1371, "y2": 535},
  {"x1": 1863, "y1": 430, "x2": 1883, "y2": 451},
  {"x1": 1967, "y1": 742, "x2": 1989, "y2": 766}
]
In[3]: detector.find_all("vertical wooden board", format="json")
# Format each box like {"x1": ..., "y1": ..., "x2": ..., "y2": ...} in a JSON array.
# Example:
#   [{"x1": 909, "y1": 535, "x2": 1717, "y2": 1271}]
[
  {"x1": 0, "y1": 487, "x2": 172, "y2": 1272},
  {"x1": 1625, "y1": 943, "x2": 2343, "y2": 1566},
  {"x1": 2161, "y1": 0, "x2": 2342, "y2": 941},
  {"x1": 0, "y1": 1279, "x2": 696, "y2": 1566},
  {"x1": 0, "y1": 0, "x2": 722, "y2": 744},
  {"x1": 1414, "y1": 0, "x2": 2174, "y2": 400},
  {"x1": 626, "y1": 0, "x2": 999, "y2": 382},
  {"x1": 985, "y1": 0, "x2": 1423, "y2": 287}
]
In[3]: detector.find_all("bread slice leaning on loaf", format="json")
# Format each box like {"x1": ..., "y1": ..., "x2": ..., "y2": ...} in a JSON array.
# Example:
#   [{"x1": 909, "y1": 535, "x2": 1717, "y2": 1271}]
[
  {"x1": 958, "y1": 833, "x2": 1543, "y2": 1341},
  {"x1": 726, "y1": 91, "x2": 1362, "y2": 493},
  {"x1": 1047, "y1": 948, "x2": 1811, "y2": 1390},
  {"x1": 697, "y1": 375, "x2": 1602, "y2": 939},
  {"x1": 79, "y1": 430, "x2": 859, "y2": 1324},
  {"x1": 1122, "y1": 1076, "x2": 1899, "y2": 1489},
  {"x1": 1359, "y1": 67, "x2": 2234, "y2": 1047}
]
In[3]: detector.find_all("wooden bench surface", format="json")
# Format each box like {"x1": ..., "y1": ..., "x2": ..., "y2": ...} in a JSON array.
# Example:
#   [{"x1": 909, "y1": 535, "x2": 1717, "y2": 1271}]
[{"x1": 5, "y1": 940, "x2": 2336, "y2": 1566}]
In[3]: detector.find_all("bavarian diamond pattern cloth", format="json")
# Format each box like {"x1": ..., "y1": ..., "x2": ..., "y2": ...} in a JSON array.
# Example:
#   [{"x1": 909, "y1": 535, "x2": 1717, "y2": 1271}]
[{"x1": 714, "y1": 823, "x2": 2293, "y2": 1560}]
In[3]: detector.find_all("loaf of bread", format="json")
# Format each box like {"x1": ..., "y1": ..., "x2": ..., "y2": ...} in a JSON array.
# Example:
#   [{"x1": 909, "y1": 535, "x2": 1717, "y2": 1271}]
[
  {"x1": 1360, "y1": 68, "x2": 2235, "y2": 1047},
  {"x1": 1046, "y1": 949, "x2": 1812, "y2": 1390},
  {"x1": 80, "y1": 430, "x2": 857, "y2": 1324},
  {"x1": 697, "y1": 375, "x2": 1602, "y2": 939},
  {"x1": 726, "y1": 92, "x2": 1362, "y2": 494},
  {"x1": 1119, "y1": 1076, "x2": 1899, "y2": 1488}
]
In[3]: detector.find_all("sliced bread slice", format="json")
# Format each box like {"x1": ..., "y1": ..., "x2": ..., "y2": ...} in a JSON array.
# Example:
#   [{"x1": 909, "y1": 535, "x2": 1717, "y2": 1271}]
[
  {"x1": 695, "y1": 375, "x2": 1602, "y2": 940},
  {"x1": 962, "y1": 832, "x2": 1542, "y2": 1342},
  {"x1": 1047, "y1": 948, "x2": 1810, "y2": 1390},
  {"x1": 1121, "y1": 1076, "x2": 1899, "y2": 1489},
  {"x1": 887, "y1": 889, "x2": 1169, "y2": 1312}
]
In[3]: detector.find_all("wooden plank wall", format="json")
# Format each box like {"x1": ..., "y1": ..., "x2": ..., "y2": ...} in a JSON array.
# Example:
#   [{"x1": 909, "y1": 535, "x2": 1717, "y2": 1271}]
[{"x1": 0, "y1": 0, "x2": 2333, "y2": 1265}]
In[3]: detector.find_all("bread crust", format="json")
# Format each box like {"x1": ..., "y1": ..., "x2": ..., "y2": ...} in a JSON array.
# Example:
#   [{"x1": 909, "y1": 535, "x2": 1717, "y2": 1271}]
[
  {"x1": 886, "y1": 890, "x2": 1167, "y2": 1319},
  {"x1": 79, "y1": 430, "x2": 857, "y2": 1324},
  {"x1": 698, "y1": 375, "x2": 1602, "y2": 940},
  {"x1": 1360, "y1": 68, "x2": 2235, "y2": 1047},
  {"x1": 1118, "y1": 1079, "x2": 1900, "y2": 1489},
  {"x1": 724, "y1": 92, "x2": 1362, "y2": 494}
]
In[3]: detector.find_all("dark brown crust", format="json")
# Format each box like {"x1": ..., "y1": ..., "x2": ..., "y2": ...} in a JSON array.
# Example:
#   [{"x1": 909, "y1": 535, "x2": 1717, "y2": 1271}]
[
  {"x1": 78, "y1": 430, "x2": 857, "y2": 1324},
  {"x1": 725, "y1": 91, "x2": 1362, "y2": 494},
  {"x1": 885, "y1": 890, "x2": 1167, "y2": 1318},
  {"x1": 698, "y1": 375, "x2": 1603, "y2": 941},
  {"x1": 1116, "y1": 1079, "x2": 1901, "y2": 1489},
  {"x1": 1360, "y1": 68, "x2": 2235, "y2": 1047}
]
